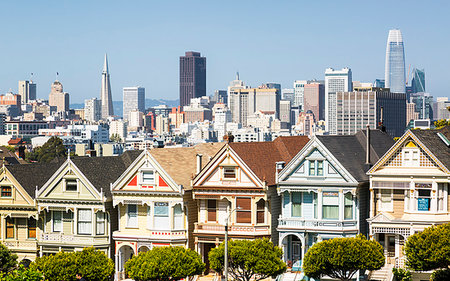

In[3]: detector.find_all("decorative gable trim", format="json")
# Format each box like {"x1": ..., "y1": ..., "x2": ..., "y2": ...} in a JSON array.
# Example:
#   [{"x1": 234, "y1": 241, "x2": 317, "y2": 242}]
[
  {"x1": 277, "y1": 136, "x2": 357, "y2": 184},
  {"x1": 367, "y1": 130, "x2": 449, "y2": 174},
  {"x1": 0, "y1": 167, "x2": 35, "y2": 206}
]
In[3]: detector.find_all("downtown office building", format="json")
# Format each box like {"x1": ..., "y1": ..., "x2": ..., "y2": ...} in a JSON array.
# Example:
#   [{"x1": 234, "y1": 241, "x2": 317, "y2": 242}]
[{"x1": 385, "y1": 29, "x2": 406, "y2": 93}]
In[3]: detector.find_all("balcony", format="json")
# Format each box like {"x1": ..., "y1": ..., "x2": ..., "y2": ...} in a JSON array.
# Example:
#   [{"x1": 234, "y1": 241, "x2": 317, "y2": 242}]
[
  {"x1": 278, "y1": 217, "x2": 358, "y2": 232},
  {"x1": 194, "y1": 223, "x2": 270, "y2": 236},
  {"x1": 40, "y1": 233, "x2": 108, "y2": 244},
  {"x1": 2, "y1": 240, "x2": 37, "y2": 250}
]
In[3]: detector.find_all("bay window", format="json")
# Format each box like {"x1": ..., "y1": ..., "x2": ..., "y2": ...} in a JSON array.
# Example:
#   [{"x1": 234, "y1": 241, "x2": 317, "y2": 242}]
[
  {"x1": 154, "y1": 202, "x2": 169, "y2": 229},
  {"x1": 207, "y1": 200, "x2": 216, "y2": 222},
  {"x1": 236, "y1": 197, "x2": 251, "y2": 223},
  {"x1": 380, "y1": 189, "x2": 393, "y2": 211},
  {"x1": 6, "y1": 217, "x2": 14, "y2": 239},
  {"x1": 96, "y1": 211, "x2": 105, "y2": 235},
  {"x1": 344, "y1": 193, "x2": 353, "y2": 220},
  {"x1": 78, "y1": 209, "x2": 92, "y2": 235},
  {"x1": 291, "y1": 193, "x2": 302, "y2": 217},
  {"x1": 256, "y1": 200, "x2": 265, "y2": 223},
  {"x1": 28, "y1": 218, "x2": 37, "y2": 239},
  {"x1": 173, "y1": 204, "x2": 183, "y2": 229},
  {"x1": 127, "y1": 205, "x2": 138, "y2": 228},
  {"x1": 322, "y1": 192, "x2": 339, "y2": 219},
  {"x1": 53, "y1": 211, "x2": 62, "y2": 232}
]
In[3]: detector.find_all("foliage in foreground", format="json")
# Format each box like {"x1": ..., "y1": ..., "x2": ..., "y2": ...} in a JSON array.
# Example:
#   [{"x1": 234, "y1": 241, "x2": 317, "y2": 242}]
[
  {"x1": 32, "y1": 247, "x2": 114, "y2": 281},
  {"x1": 404, "y1": 223, "x2": 450, "y2": 271},
  {"x1": 431, "y1": 268, "x2": 450, "y2": 281},
  {"x1": 0, "y1": 264, "x2": 43, "y2": 281},
  {"x1": 303, "y1": 235, "x2": 385, "y2": 281},
  {"x1": 208, "y1": 238, "x2": 286, "y2": 281},
  {"x1": 125, "y1": 246, "x2": 205, "y2": 281},
  {"x1": 392, "y1": 267, "x2": 412, "y2": 281},
  {"x1": 27, "y1": 136, "x2": 67, "y2": 163},
  {"x1": 0, "y1": 243, "x2": 18, "y2": 273}
]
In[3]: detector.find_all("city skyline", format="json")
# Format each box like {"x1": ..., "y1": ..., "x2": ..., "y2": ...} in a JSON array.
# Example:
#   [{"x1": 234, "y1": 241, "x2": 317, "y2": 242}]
[{"x1": 0, "y1": 1, "x2": 449, "y2": 103}]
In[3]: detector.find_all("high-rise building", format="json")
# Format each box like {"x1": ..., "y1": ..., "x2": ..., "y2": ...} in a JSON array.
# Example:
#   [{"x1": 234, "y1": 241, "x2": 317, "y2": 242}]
[
  {"x1": 303, "y1": 82, "x2": 325, "y2": 121},
  {"x1": 406, "y1": 102, "x2": 419, "y2": 125},
  {"x1": 281, "y1": 89, "x2": 295, "y2": 104},
  {"x1": 293, "y1": 80, "x2": 307, "y2": 108},
  {"x1": 84, "y1": 98, "x2": 102, "y2": 122},
  {"x1": 18, "y1": 80, "x2": 36, "y2": 104},
  {"x1": 434, "y1": 97, "x2": 450, "y2": 120},
  {"x1": 373, "y1": 79, "x2": 385, "y2": 88},
  {"x1": 385, "y1": 29, "x2": 406, "y2": 93},
  {"x1": 128, "y1": 110, "x2": 144, "y2": 128},
  {"x1": 411, "y1": 68, "x2": 425, "y2": 93},
  {"x1": 109, "y1": 119, "x2": 127, "y2": 140},
  {"x1": 179, "y1": 51, "x2": 206, "y2": 107},
  {"x1": 410, "y1": 93, "x2": 433, "y2": 120},
  {"x1": 227, "y1": 73, "x2": 248, "y2": 107},
  {"x1": 213, "y1": 90, "x2": 227, "y2": 104},
  {"x1": 123, "y1": 87, "x2": 145, "y2": 120},
  {"x1": 325, "y1": 67, "x2": 352, "y2": 132},
  {"x1": 101, "y1": 54, "x2": 114, "y2": 119},
  {"x1": 49, "y1": 80, "x2": 69, "y2": 113},
  {"x1": 327, "y1": 87, "x2": 406, "y2": 137},
  {"x1": 279, "y1": 100, "x2": 291, "y2": 125}
]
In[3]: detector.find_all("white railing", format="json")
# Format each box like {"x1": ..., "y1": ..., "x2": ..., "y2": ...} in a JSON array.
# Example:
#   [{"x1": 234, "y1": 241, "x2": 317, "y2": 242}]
[
  {"x1": 194, "y1": 223, "x2": 270, "y2": 234},
  {"x1": 2, "y1": 240, "x2": 37, "y2": 249},
  {"x1": 40, "y1": 233, "x2": 108, "y2": 244},
  {"x1": 278, "y1": 217, "x2": 358, "y2": 230}
]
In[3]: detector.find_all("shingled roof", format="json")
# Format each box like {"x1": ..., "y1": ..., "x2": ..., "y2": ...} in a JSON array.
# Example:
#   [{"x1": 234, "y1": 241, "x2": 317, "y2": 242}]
[
  {"x1": 410, "y1": 127, "x2": 450, "y2": 171},
  {"x1": 149, "y1": 143, "x2": 224, "y2": 189},
  {"x1": 316, "y1": 129, "x2": 394, "y2": 182},
  {"x1": 229, "y1": 136, "x2": 310, "y2": 186}
]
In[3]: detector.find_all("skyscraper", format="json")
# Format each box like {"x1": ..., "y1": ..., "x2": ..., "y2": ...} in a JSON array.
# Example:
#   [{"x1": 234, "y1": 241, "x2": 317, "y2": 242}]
[
  {"x1": 123, "y1": 87, "x2": 145, "y2": 120},
  {"x1": 411, "y1": 68, "x2": 425, "y2": 93},
  {"x1": 18, "y1": 80, "x2": 36, "y2": 104},
  {"x1": 324, "y1": 67, "x2": 352, "y2": 132},
  {"x1": 84, "y1": 98, "x2": 102, "y2": 122},
  {"x1": 49, "y1": 80, "x2": 69, "y2": 112},
  {"x1": 179, "y1": 51, "x2": 206, "y2": 107},
  {"x1": 385, "y1": 29, "x2": 406, "y2": 93},
  {"x1": 101, "y1": 54, "x2": 114, "y2": 119}
]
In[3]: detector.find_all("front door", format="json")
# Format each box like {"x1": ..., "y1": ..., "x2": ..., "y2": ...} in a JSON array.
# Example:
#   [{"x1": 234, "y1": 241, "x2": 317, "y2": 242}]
[
  {"x1": 292, "y1": 241, "x2": 301, "y2": 263},
  {"x1": 203, "y1": 243, "x2": 215, "y2": 273}
]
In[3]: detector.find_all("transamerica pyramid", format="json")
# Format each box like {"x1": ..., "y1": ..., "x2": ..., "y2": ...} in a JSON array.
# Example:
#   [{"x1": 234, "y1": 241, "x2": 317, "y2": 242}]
[{"x1": 101, "y1": 54, "x2": 114, "y2": 118}]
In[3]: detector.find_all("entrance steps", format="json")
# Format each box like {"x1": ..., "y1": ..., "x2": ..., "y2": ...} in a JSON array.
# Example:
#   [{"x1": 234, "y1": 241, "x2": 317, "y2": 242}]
[
  {"x1": 282, "y1": 272, "x2": 307, "y2": 281},
  {"x1": 368, "y1": 264, "x2": 394, "y2": 281}
]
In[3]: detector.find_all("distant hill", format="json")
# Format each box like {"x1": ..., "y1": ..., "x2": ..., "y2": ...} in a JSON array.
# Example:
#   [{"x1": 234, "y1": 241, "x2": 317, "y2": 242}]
[{"x1": 70, "y1": 99, "x2": 179, "y2": 117}]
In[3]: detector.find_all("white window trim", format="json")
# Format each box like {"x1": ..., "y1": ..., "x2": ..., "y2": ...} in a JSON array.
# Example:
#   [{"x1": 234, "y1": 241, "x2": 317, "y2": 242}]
[
  {"x1": 140, "y1": 170, "x2": 155, "y2": 185},
  {"x1": 222, "y1": 166, "x2": 238, "y2": 181},
  {"x1": 63, "y1": 178, "x2": 79, "y2": 192},
  {"x1": 52, "y1": 211, "x2": 63, "y2": 232},
  {"x1": 126, "y1": 204, "x2": 139, "y2": 228},
  {"x1": 378, "y1": 189, "x2": 394, "y2": 212},
  {"x1": 402, "y1": 148, "x2": 420, "y2": 167}
]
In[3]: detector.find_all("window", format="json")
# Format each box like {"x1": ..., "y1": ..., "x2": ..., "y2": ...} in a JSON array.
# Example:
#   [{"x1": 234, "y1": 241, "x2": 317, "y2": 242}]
[
  {"x1": 256, "y1": 200, "x2": 265, "y2": 224},
  {"x1": 96, "y1": 211, "x2": 105, "y2": 235},
  {"x1": 1, "y1": 186, "x2": 12, "y2": 197},
  {"x1": 344, "y1": 193, "x2": 353, "y2": 220},
  {"x1": 236, "y1": 197, "x2": 251, "y2": 223},
  {"x1": 28, "y1": 218, "x2": 37, "y2": 239},
  {"x1": 309, "y1": 160, "x2": 324, "y2": 176},
  {"x1": 291, "y1": 193, "x2": 302, "y2": 217},
  {"x1": 322, "y1": 192, "x2": 339, "y2": 219},
  {"x1": 403, "y1": 149, "x2": 419, "y2": 167},
  {"x1": 53, "y1": 211, "x2": 62, "y2": 232},
  {"x1": 65, "y1": 179, "x2": 77, "y2": 191},
  {"x1": 173, "y1": 204, "x2": 183, "y2": 229},
  {"x1": 127, "y1": 205, "x2": 138, "y2": 228},
  {"x1": 309, "y1": 161, "x2": 315, "y2": 176},
  {"x1": 207, "y1": 200, "x2": 216, "y2": 222},
  {"x1": 317, "y1": 161, "x2": 324, "y2": 176},
  {"x1": 154, "y1": 202, "x2": 169, "y2": 230},
  {"x1": 417, "y1": 189, "x2": 431, "y2": 211},
  {"x1": 380, "y1": 189, "x2": 393, "y2": 211},
  {"x1": 78, "y1": 209, "x2": 92, "y2": 235},
  {"x1": 223, "y1": 167, "x2": 236, "y2": 179},
  {"x1": 6, "y1": 217, "x2": 14, "y2": 239},
  {"x1": 142, "y1": 171, "x2": 155, "y2": 184},
  {"x1": 313, "y1": 192, "x2": 318, "y2": 219}
]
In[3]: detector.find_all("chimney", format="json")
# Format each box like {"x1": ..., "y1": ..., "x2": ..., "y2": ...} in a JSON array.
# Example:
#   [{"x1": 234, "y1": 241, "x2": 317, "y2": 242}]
[
  {"x1": 366, "y1": 124, "x2": 370, "y2": 165},
  {"x1": 196, "y1": 154, "x2": 203, "y2": 174},
  {"x1": 276, "y1": 161, "x2": 285, "y2": 170},
  {"x1": 223, "y1": 132, "x2": 234, "y2": 143}
]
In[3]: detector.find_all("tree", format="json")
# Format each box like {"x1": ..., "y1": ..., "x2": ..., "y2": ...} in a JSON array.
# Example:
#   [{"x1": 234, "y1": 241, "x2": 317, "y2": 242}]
[
  {"x1": 431, "y1": 268, "x2": 450, "y2": 281},
  {"x1": 125, "y1": 246, "x2": 205, "y2": 281},
  {"x1": 0, "y1": 264, "x2": 43, "y2": 281},
  {"x1": 392, "y1": 268, "x2": 412, "y2": 281},
  {"x1": 0, "y1": 243, "x2": 18, "y2": 273},
  {"x1": 404, "y1": 223, "x2": 450, "y2": 271},
  {"x1": 434, "y1": 120, "x2": 450, "y2": 129},
  {"x1": 303, "y1": 235, "x2": 385, "y2": 281},
  {"x1": 27, "y1": 136, "x2": 67, "y2": 163},
  {"x1": 110, "y1": 133, "x2": 122, "y2": 143},
  {"x1": 32, "y1": 247, "x2": 114, "y2": 281},
  {"x1": 208, "y1": 238, "x2": 286, "y2": 281}
]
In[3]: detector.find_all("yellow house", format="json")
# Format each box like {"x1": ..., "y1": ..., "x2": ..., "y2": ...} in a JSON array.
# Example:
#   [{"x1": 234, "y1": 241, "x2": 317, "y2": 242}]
[
  {"x1": 0, "y1": 162, "x2": 61, "y2": 261},
  {"x1": 111, "y1": 143, "x2": 222, "y2": 280},
  {"x1": 36, "y1": 151, "x2": 141, "y2": 257}
]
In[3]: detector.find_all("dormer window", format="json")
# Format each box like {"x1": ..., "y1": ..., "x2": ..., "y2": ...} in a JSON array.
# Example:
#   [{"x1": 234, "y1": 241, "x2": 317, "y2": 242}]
[
  {"x1": 402, "y1": 142, "x2": 420, "y2": 167},
  {"x1": 309, "y1": 160, "x2": 324, "y2": 176},
  {"x1": 223, "y1": 167, "x2": 236, "y2": 180},
  {"x1": 65, "y1": 179, "x2": 78, "y2": 192},
  {"x1": 141, "y1": 170, "x2": 155, "y2": 185},
  {"x1": 1, "y1": 186, "x2": 12, "y2": 197}
]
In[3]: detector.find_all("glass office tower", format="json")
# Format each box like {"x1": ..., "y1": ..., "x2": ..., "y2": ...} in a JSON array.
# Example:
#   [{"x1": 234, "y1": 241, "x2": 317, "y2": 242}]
[{"x1": 385, "y1": 29, "x2": 406, "y2": 93}]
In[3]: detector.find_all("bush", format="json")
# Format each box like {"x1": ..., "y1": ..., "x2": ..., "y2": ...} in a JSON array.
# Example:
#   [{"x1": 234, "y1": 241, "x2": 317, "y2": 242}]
[
  {"x1": 431, "y1": 268, "x2": 450, "y2": 281},
  {"x1": 32, "y1": 247, "x2": 114, "y2": 281},
  {"x1": 0, "y1": 264, "x2": 43, "y2": 281},
  {"x1": 0, "y1": 243, "x2": 18, "y2": 273},
  {"x1": 392, "y1": 267, "x2": 412, "y2": 281}
]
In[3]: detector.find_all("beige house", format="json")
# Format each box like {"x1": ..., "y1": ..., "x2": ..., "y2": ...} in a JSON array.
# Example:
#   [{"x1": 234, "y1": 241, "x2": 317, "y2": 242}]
[
  {"x1": 367, "y1": 128, "x2": 450, "y2": 280},
  {"x1": 36, "y1": 152, "x2": 140, "y2": 257},
  {"x1": 0, "y1": 162, "x2": 60, "y2": 261},
  {"x1": 111, "y1": 144, "x2": 222, "y2": 280}
]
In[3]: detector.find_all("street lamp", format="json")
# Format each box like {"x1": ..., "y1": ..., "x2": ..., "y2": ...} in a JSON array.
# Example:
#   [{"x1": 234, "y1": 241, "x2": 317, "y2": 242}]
[{"x1": 224, "y1": 206, "x2": 241, "y2": 281}]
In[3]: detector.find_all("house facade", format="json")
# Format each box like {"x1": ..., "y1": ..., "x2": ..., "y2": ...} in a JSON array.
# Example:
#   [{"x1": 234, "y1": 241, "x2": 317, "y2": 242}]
[
  {"x1": 111, "y1": 144, "x2": 222, "y2": 280},
  {"x1": 367, "y1": 128, "x2": 450, "y2": 270},
  {"x1": 192, "y1": 136, "x2": 309, "y2": 270},
  {"x1": 36, "y1": 152, "x2": 140, "y2": 257},
  {"x1": 277, "y1": 130, "x2": 393, "y2": 265}
]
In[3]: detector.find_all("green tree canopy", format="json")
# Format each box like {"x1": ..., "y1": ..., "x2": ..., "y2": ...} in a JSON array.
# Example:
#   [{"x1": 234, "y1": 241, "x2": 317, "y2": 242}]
[
  {"x1": 125, "y1": 246, "x2": 205, "y2": 281},
  {"x1": 0, "y1": 264, "x2": 43, "y2": 281},
  {"x1": 28, "y1": 136, "x2": 67, "y2": 163},
  {"x1": 434, "y1": 120, "x2": 450, "y2": 129},
  {"x1": 404, "y1": 223, "x2": 450, "y2": 271},
  {"x1": 303, "y1": 235, "x2": 385, "y2": 281},
  {"x1": 110, "y1": 133, "x2": 122, "y2": 143},
  {"x1": 0, "y1": 243, "x2": 18, "y2": 273},
  {"x1": 32, "y1": 247, "x2": 114, "y2": 281},
  {"x1": 208, "y1": 238, "x2": 286, "y2": 281}
]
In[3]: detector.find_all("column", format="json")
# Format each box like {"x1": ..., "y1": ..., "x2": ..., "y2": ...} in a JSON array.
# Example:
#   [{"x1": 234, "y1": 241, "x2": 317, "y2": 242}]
[
  {"x1": 338, "y1": 189, "x2": 343, "y2": 221},
  {"x1": 409, "y1": 180, "x2": 415, "y2": 211},
  {"x1": 318, "y1": 189, "x2": 323, "y2": 219},
  {"x1": 369, "y1": 188, "x2": 375, "y2": 218},
  {"x1": 395, "y1": 234, "x2": 400, "y2": 258},
  {"x1": 431, "y1": 180, "x2": 437, "y2": 212},
  {"x1": 114, "y1": 253, "x2": 119, "y2": 281}
]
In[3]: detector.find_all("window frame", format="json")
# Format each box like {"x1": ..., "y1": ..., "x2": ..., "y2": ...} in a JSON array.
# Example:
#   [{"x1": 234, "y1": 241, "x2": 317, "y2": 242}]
[
  {"x1": 223, "y1": 167, "x2": 237, "y2": 180},
  {"x1": 52, "y1": 211, "x2": 63, "y2": 232},
  {"x1": 236, "y1": 197, "x2": 252, "y2": 224},
  {"x1": 126, "y1": 204, "x2": 138, "y2": 228},
  {"x1": 256, "y1": 200, "x2": 265, "y2": 224},
  {"x1": 141, "y1": 170, "x2": 155, "y2": 185},
  {"x1": 344, "y1": 193, "x2": 354, "y2": 220},
  {"x1": 1, "y1": 186, "x2": 12, "y2": 198},
  {"x1": 322, "y1": 191, "x2": 339, "y2": 220},
  {"x1": 96, "y1": 211, "x2": 106, "y2": 235},
  {"x1": 379, "y1": 189, "x2": 394, "y2": 212},
  {"x1": 27, "y1": 217, "x2": 37, "y2": 239},
  {"x1": 77, "y1": 209, "x2": 92, "y2": 235},
  {"x1": 64, "y1": 178, "x2": 78, "y2": 192},
  {"x1": 402, "y1": 148, "x2": 420, "y2": 167},
  {"x1": 291, "y1": 192, "x2": 302, "y2": 218},
  {"x1": 173, "y1": 204, "x2": 183, "y2": 229},
  {"x1": 6, "y1": 217, "x2": 14, "y2": 239}
]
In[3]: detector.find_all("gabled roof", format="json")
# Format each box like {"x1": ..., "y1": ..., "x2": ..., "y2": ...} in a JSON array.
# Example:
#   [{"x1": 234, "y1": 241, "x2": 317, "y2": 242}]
[
  {"x1": 316, "y1": 130, "x2": 394, "y2": 182},
  {"x1": 7, "y1": 161, "x2": 64, "y2": 198},
  {"x1": 229, "y1": 136, "x2": 310, "y2": 186},
  {"x1": 410, "y1": 127, "x2": 450, "y2": 171},
  {"x1": 149, "y1": 143, "x2": 224, "y2": 189}
]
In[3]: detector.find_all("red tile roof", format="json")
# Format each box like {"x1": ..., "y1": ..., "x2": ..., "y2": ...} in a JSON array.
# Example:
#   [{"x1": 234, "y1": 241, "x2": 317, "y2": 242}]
[{"x1": 229, "y1": 136, "x2": 310, "y2": 186}]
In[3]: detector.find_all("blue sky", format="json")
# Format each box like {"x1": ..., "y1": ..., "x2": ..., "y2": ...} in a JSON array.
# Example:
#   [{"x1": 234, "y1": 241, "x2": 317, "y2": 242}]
[{"x1": 1, "y1": 0, "x2": 449, "y2": 103}]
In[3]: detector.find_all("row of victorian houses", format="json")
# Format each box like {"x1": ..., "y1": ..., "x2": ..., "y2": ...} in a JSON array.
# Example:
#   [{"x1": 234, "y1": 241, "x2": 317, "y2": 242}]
[{"x1": 0, "y1": 127, "x2": 449, "y2": 280}]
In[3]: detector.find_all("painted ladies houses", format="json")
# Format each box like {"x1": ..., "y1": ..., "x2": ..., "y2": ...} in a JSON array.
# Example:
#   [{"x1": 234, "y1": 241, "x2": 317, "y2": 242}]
[
  {"x1": 276, "y1": 129, "x2": 393, "y2": 264},
  {"x1": 0, "y1": 162, "x2": 61, "y2": 261},
  {"x1": 36, "y1": 151, "x2": 141, "y2": 257},
  {"x1": 111, "y1": 144, "x2": 222, "y2": 280},
  {"x1": 367, "y1": 128, "x2": 450, "y2": 271},
  {"x1": 192, "y1": 136, "x2": 309, "y2": 269}
]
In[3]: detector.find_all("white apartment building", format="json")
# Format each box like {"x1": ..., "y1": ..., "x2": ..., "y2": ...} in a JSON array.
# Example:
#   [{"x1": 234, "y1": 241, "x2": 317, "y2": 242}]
[
  {"x1": 123, "y1": 87, "x2": 145, "y2": 120},
  {"x1": 324, "y1": 67, "x2": 352, "y2": 133},
  {"x1": 293, "y1": 80, "x2": 307, "y2": 108},
  {"x1": 128, "y1": 110, "x2": 144, "y2": 128},
  {"x1": 39, "y1": 124, "x2": 109, "y2": 143},
  {"x1": 110, "y1": 119, "x2": 128, "y2": 141},
  {"x1": 84, "y1": 98, "x2": 102, "y2": 122}
]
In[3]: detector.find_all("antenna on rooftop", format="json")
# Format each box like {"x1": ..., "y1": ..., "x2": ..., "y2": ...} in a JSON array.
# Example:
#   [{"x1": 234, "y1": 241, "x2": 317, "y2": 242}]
[{"x1": 56, "y1": 72, "x2": 59, "y2": 81}]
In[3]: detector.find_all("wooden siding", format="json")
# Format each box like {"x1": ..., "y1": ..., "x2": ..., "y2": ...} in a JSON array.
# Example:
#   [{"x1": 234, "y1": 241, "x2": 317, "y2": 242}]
[{"x1": 393, "y1": 189, "x2": 405, "y2": 218}]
